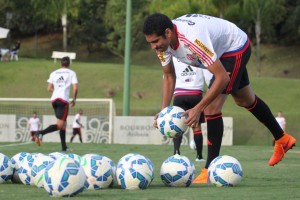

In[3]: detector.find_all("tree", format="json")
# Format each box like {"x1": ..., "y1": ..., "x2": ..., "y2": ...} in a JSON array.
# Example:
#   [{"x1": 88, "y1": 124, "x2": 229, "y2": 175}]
[
  {"x1": 104, "y1": 0, "x2": 149, "y2": 58},
  {"x1": 243, "y1": 0, "x2": 285, "y2": 76},
  {"x1": 30, "y1": 0, "x2": 80, "y2": 52}
]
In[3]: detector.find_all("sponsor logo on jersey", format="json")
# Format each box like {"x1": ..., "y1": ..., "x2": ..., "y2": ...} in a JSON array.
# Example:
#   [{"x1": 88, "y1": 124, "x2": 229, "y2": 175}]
[
  {"x1": 181, "y1": 66, "x2": 196, "y2": 76},
  {"x1": 194, "y1": 39, "x2": 214, "y2": 57},
  {"x1": 157, "y1": 51, "x2": 166, "y2": 62}
]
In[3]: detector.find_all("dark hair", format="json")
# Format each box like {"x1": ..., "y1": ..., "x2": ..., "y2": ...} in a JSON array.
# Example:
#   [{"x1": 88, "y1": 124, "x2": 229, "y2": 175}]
[
  {"x1": 143, "y1": 13, "x2": 173, "y2": 36},
  {"x1": 61, "y1": 56, "x2": 70, "y2": 67}
]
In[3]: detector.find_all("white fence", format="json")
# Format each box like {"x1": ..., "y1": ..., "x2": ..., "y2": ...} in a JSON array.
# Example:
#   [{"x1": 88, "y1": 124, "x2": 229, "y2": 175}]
[{"x1": 0, "y1": 115, "x2": 232, "y2": 145}]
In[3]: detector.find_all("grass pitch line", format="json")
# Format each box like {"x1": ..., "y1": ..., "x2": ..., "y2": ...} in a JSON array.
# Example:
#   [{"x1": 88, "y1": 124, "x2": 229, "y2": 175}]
[{"x1": 0, "y1": 142, "x2": 33, "y2": 148}]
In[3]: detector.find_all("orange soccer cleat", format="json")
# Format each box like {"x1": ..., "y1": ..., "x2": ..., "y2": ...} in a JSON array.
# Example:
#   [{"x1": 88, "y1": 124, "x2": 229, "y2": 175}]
[
  {"x1": 193, "y1": 168, "x2": 208, "y2": 184},
  {"x1": 269, "y1": 133, "x2": 296, "y2": 166}
]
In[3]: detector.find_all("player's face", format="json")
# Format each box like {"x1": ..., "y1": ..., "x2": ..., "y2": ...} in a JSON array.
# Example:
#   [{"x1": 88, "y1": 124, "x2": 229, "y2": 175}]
[{"x1": 145, "y1": 33, "x2": 170, "y2": 53}]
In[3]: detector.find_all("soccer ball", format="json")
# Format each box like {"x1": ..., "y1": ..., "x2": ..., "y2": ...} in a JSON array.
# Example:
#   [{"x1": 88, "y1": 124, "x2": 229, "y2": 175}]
[
  {"x1": 11, "y1": 152, "x2": 29, "y2": 183},
  {"x1": 43, "y1": 157, "x2": 87, "y2": 197},
  {"x1": 208, "y1": 155, "x2": 243, "y2": 187},
  {"x1": 48, "y1": 152, "x2": 65, "y2": 160},
  {"x1": 81, "y1": 155, "x2": 114, "y2": 190},
  {"x1": 18, "y1": 153, "x2": 41, "y2": 185},
  {"x1": 116, "y1": 154, "x2": 154, "y2": 190},
  {"x1": 31, "y1": 155, "x2": 55, "y2": 188},
  {"x1": 160, "y1": 154, "x2": 195, "y2": 187},
  {"x1": 0, "y1": 153, "x2": 13, "y2": 183},
  {"x1": 64, "y1": 153, "x2": 82, "y2": 164},
  {"x1": 157, "y1": 106, "x2": 188, "y2": 138},
  {"x1": 82, "y1": 153, "x2": 116, "y2": 185}
]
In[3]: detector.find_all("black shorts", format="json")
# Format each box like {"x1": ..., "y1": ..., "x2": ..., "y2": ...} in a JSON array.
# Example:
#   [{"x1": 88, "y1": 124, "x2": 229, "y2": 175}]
[
  {"x1": 173, "y1": 95, "x2": 205, "y2": 123},
  {"x1": 209, "y1": 40, "x2": 251, "y2": 95},
  {"x1": 52, "y1": 100, "x2": 69, "y2": 121},
  {"x1": 72, "y1": 128, "x2": 81, "y2": 135}
]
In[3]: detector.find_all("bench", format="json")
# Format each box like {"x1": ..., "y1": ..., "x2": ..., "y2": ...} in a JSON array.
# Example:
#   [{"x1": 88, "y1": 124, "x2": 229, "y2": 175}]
[{"x1": 51, "y1": 51, "x2": 76, "y2": 63}]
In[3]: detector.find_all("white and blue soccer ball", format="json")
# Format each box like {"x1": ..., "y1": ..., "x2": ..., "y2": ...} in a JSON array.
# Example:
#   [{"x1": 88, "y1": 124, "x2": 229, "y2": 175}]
[
  {"x1": 208, "y1": 155, "x2": 243, "y2": 187},
  {"x1": 48, "y1": 152, "x2": 65, "y2": 160},
  {"x1": 64, "y1": 153, "x2": 82, "y2": 164},
  {"x1": 160, "y1": 154, "x2": 195, "y2": 187},
  {"x1": 43, "y1": 157, "x2": 87, "y2": 197},
  {"x1": 116, "y1": 154, "x2": 154, "y2": 190},
  {"x1": 0, "y1": 153, "x2": 13, "y2": 183},
  {"x1": 81, "y1": 154, "x2": 114, "y2": 190},
  {"x1": 18, "y1": 153, "x2": 41, "y2": 185},
  {"x1": 157, "y1": 106, "x2": 188, "y2": 138},
  {"x1": 11, "y1": 152, "x2": 29, "y2": 183},
  {"x1": 31, "y1": 155, "x2": 54, "y2": 188}
]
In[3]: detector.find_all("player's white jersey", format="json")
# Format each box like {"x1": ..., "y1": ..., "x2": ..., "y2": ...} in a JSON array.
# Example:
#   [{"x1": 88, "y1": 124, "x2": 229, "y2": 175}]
[
  {"x1": 72, "y1": 113, "x2": 81, "y2": 128},
  {"x1": 173, "y1": 58, "x2": 212, "y2": 96},
  {"x1": 47, "y1": 68, "x2": 78, "y2": 102},
  {"x1": 29, "y1": 117, "x2": 40, "y2": 131},
  {"x1": 158, "y1": 14, "x2": 248, "y2": 68}
]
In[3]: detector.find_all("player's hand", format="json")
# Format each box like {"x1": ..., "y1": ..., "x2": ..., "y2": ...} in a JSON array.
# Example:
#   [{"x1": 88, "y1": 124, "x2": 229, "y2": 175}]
[
  {"x1": 182, "y1": 108, "x2": 200, "y2": 127},
  {"x1": 70, "y1": 100, "x2": 76, "y2": 107},
  {"x1": 153, "y1": 113, "x2": 159, "y2": 128}
]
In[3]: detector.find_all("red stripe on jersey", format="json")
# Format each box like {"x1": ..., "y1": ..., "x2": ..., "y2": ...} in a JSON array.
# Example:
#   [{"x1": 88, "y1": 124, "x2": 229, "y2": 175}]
[
  {"x1": 174, "y1": 89, "x2": 202, "y2": 96},
  {"x1": 221, "y1": 39, "x2": 250, "y2": 58},
  {"x1": 177, "y1": 32, "x2": 214, "y2": 66}
]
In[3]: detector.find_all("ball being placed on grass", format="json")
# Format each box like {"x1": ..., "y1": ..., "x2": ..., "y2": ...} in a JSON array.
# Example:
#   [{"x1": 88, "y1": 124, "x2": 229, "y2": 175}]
[
  {"x1": 157, "y1": 106, "x2": 188, "y2": 138},
  {"x1": 0, "y1": 153, "x2": 13, "y2": 183},
  {"x1": 208, "y1": 155, "x2": 243, "y2": 187},
  {"x1": 160, "y1": 154, "x2": 195, "y2": 187},
  {"x1": 43, "y1": 157, "x2": 87, "y2": 197}
]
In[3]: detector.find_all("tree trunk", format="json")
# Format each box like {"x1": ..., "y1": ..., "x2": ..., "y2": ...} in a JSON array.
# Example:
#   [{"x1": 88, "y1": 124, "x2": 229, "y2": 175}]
[{"x1": 255, "y1": 10, "x2": 261, "y2": 76}]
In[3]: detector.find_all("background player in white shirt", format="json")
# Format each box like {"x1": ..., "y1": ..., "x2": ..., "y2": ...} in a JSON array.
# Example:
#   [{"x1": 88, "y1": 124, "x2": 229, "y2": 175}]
[
  {"x1": 35, "y1": 56, "x2": 78, "y2": 152},
  {"x1": 172, "y1": 58, "x2": 212, "y2": 162},
  {"x1": 28, "y1": 111, "x2": 41, "y2": 141},
  {"x1": 70, "y1": 109, "x2": 84, "y2": 143},
  {"x1": 143, "y1": 13, "x2": 296, "y2": 184}
]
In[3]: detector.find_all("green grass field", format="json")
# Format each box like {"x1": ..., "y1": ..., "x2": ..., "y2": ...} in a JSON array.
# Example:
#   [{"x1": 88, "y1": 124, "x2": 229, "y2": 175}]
[{"x1": 0, "y1": 142, "x2": 300, "y2": 200}]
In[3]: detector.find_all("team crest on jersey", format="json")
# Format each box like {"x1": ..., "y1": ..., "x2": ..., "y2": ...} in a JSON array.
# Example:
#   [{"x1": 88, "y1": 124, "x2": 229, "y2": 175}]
[
  {"x1": 186, "y1": 54, "x2": 197, "y2": 60},
  {"x1": 194, "y1": 39, "x2": 214, "y2": 57}
]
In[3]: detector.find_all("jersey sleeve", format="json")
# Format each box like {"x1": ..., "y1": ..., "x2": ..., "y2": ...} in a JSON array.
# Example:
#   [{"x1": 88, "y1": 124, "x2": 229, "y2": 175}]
[
  {"x1": 71, "y1": 71, "x2": 78, "y2": 84},
  {"x1": 47, "y1": 72, "x2": 54, "y2": 84},
  {"x1": 157, "y1": 49, "x2": 172, "y2": 67}
]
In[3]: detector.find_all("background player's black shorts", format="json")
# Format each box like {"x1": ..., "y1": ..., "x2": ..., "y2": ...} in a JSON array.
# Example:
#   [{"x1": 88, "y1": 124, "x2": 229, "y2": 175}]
[
  {"x1": 52, "y1": 100, "x2": 69, "y2": 121},
  {"x1": 72, "y1": 128, "x2": 81, "y2": 135},
  {"x1": 173, "y1": 95, "x2": 205, "y2": 123}
]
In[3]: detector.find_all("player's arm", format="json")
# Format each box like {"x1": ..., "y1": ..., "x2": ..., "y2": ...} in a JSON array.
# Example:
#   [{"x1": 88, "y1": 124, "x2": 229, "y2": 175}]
[
  {"x1": 47, "y1": 83, "x2": 54, "y2": 92},
  {"x1": 153, "y1": 61, "x2": 176, "y2": 128},
  {"x1": 184, "y1": 59, "x2": 229, "y2": 126},
  {"x1": 70, "y1": 83, "x2": 78, "y2": 107},
  {"x1": 161, "y1": 61, "x2": 176, "y2": 109}
]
